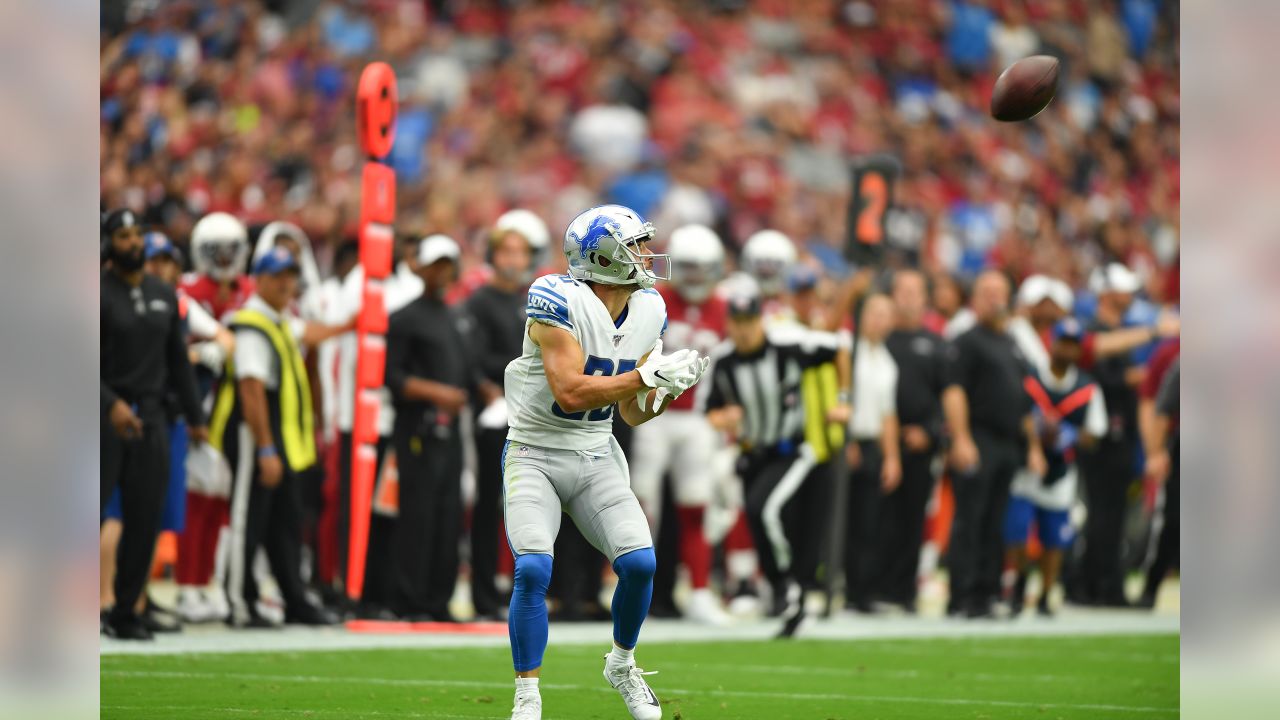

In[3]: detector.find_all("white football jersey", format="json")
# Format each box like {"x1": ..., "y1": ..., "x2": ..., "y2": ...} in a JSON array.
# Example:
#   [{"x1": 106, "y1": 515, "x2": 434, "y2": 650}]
[{"x1": 505, "y1": 274, "x2": 667, "y2": 451}]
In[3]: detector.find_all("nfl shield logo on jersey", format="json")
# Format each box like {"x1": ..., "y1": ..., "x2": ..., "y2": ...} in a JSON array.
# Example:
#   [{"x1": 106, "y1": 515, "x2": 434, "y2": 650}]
[{"x1": 612, "y1": 333, "x2": 625, "y2": 347}]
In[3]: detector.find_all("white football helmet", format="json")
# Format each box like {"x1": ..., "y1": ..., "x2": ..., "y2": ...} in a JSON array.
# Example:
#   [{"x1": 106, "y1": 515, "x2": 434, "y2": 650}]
[
  {"x1": 493, "y1": 209, "x2": 551, "y2": 282},
  {"x1": 564, "y1": 204, "x2": 669, "y2": 289},
  {"x1": 668, "y1": 224, "x2": 725, "y2": 304},
  {"x1": 191, "y1": 212, "x2": 249, "y2": 283},
  {"x1": 742, "y1": 229, "x2": 797, "y2": 297}
]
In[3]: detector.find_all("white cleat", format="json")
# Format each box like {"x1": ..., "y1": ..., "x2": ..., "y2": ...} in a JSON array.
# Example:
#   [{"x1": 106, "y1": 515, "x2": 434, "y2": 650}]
[
  {"x1": 175, "y1": 587, "x2": 220, "y2": 624},
  {"x1": 509, "y1": 690, "x2": 542, "y2": 720},
  {"x1": 604, "y1": 657, "x2": 663, "y2": 720},
  {"x1": 684, "y1": 589, "x2": 731, "y2": 626}
]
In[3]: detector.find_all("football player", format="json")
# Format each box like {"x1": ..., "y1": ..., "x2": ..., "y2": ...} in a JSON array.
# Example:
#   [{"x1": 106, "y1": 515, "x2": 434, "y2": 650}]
[{"x1": 503, "y1": 205, "x2": 711, "y2": 720}]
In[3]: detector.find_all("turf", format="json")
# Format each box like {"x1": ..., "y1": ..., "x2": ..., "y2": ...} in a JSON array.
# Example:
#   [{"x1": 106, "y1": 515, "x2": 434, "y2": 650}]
[{"x1": 101, "y1": 633, "x2": 1178, "y2": 719}]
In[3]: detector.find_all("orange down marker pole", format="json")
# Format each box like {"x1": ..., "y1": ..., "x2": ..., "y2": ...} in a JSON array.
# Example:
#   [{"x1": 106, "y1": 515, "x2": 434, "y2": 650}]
[{"x1": 349, "y1": 62, "x2": 397, "y2": 600}]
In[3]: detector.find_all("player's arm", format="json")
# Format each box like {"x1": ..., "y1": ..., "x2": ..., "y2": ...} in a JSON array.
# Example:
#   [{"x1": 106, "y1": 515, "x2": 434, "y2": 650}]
[{"x1": 531, "y1": 321, "x2": 647, "y2": 414}]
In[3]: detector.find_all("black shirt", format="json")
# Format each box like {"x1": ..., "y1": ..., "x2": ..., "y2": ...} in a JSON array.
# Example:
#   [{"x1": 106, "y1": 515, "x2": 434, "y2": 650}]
[
  {"x1": 949, "y1": 322, "x2": 1030, "y2": 440},
  {"x1": 385, "y1": 294, "x2": 470, "y2": 428},
  {"x1": 101, "y1": 269, "x2": 204, "y2": 424},
  {"x1": 464, "y1": 284, "x2": 528, "y2": 387},
  {"x1": 705, "y1": 329, "x2": 840, "y2": 452},
  {"x1": 885, "y1": 327, "x2": 950, "y2": 444}
]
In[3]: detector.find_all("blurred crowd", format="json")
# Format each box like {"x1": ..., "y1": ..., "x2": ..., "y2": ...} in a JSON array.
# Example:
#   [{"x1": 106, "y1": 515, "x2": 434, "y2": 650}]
[{"x1": 99, "y1": 0, "x2": 1179, "y2": 638}]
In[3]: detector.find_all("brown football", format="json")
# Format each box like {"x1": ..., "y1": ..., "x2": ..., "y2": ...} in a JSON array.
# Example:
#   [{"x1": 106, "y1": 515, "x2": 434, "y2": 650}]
[{"x1": 990, "y1": 55, "x2": 1060, "y2": 122}]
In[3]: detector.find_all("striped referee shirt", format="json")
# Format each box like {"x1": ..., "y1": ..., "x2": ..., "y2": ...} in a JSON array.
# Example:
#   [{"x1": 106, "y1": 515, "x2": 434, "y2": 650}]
[{"x1": 704, "y1": 326, "x2": 845, "y2": 453}]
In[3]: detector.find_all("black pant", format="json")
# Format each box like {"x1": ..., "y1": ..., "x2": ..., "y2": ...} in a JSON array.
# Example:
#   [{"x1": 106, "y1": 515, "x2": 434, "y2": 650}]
[
  {"x1": 224, "y1": 428, "x2": 309, "y2": 620},
  {"x1": 948, "y1": 429, "x2": 1019, "y2": 612},
  {"x1": 336, "y1": 431, "x2": 394, "y2": 608},
  {"x1": 793, "y1": 460, "x2": 834, "y2": 591},
  {"x1": 741, "y1": 448, "x2": 815, "y2": 591},
  {"x1": 1144, "y1": 442, "x2": 1179, "y2": 596},
  {"x1": 101, "y1": 404, "x2": 169, "y2": 622},
  {"x1": 877, "y1": 447, "x2": 936, "y2": 605},
  {"x1": 844, "y1": 441, "x2": 883, "y2": 606},
  {"x1": 391, "y1": 422, "x2": 463, "y2": 618},
  {"x1": 1080, "y1": 437, "x2": 1134, "y2": 603},
  {"x1": 471, "y1": 426, "x2": 507, "y2": 616}
]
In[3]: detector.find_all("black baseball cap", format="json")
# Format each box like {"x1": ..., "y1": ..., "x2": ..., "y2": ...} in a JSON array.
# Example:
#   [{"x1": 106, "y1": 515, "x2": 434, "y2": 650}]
[
  {"x1": 102, "y1": 208, "x2": 140, "y2": 236},
  {"x1": 727, "y1": 293, "x2": 762, "y2": 318}
]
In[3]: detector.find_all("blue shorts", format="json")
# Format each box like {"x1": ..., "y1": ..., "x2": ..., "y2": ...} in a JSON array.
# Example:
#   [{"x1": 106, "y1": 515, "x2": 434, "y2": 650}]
[
  {"x1": 1003, "y1": 496, "x2": 1073, "y2": 549},
  {"x1": 102, "y1": 419, "x2": 188, "y2": 532}
]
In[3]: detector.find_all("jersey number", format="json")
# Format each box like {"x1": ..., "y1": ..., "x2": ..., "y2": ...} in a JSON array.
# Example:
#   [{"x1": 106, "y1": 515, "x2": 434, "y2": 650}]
[{"x1": 551, "y1": 355, "x2": 638, "y2": 422}]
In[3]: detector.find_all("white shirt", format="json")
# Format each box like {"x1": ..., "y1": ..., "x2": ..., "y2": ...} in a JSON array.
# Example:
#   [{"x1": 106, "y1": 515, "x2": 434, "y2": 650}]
[
  {"x1": 505, "y1": 274, "x2": 667, "y2": 451},
  {"x1": 233, "y1": 295, "x2": 306, "y2": 390},
  {"x1": 849, "y1": 340, "x2": 898, "y2": 440},
  {"x1": 184, "y1": 293, "x2": 221, "y2": 340},
  {"x1": 335, "y1": 263, "x2": 425, "y2": 435}
]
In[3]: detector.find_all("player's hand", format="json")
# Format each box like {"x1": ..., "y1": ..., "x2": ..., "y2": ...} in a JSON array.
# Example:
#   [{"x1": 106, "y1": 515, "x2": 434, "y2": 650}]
[
  {"x1": 188, "y1": 424, "x2": 209, "y2": 445},
  {"x1": 950, "y1": 434, "x2": 979, "y2": 473},
  {"x1": 881, "y1": 454, "x2": 902, "y2": 493},
  {"x1": 708, "y1": 405, "x2": 743, "y2": 434},
  {"x1": 902, "y1": 424, "x2": 931, "y2": 452},
  {"x1": 637, "y1": 339, "x2": 701, "y2": 393},
  {"x1": 193, "y1": 341, "x2": 227, "y2": 375},
  {"x1": 825, "y1": 404, "x2": 852, "y2": 425},
  {"x1": 258, "y1": 453, "x2": 284, "y2": 488},
  {"x1": 109, "y1": 399, "x2": 144, "y2": 440}
]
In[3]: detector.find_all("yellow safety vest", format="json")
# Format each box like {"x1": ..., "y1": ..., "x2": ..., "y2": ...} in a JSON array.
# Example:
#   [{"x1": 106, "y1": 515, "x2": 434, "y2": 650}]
[
  {"x1": 801, "y1": 361, "x2": 845, "y2": 464},
  {"x1": 209, "y1": 308, "x2": 316, "y2": 472}
]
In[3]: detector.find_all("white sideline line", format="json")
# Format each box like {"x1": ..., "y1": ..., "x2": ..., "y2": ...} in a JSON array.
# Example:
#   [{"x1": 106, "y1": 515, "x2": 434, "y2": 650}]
[
  {"x1": 103, "y1": 669, "x2": 1179, "y2": 715},
  {"x1": 662, "y1": 661, "x2": 1087, "y2": 683},
  {"x1": 101, "y1": 706, "x2": 505, "y2": 720}
]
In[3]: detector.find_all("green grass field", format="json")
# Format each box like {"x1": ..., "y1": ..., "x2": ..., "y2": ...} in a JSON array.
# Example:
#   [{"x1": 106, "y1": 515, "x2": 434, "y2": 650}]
[{"x1": 101, "y1": 634, "x2": 1178, "y2": 719}]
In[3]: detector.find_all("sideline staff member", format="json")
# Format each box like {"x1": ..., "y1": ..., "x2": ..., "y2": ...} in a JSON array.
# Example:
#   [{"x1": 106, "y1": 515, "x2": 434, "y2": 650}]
[
  {"x1": 942, "y1": 270, "x2": 1047, "y2": 618},
  {"x1": 101, "y1": 209, "x2": 208, "y2": 639},
  {"x1": 212, "y1": 247, "x2": 348, "y2": 627},
  {"x1": 385, "y1": 235, "x2": 470, "y2": 620}
]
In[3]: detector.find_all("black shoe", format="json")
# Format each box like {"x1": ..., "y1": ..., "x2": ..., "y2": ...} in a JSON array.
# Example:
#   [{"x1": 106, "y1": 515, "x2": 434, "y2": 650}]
[
  {"x1": 227, "y1": 610, "x2": 281, "y2": 629},
  {"x1": 105, "y1": 612, "x2": 154, "y2": 641},
  {"x1": 1007, "y1": 574, "x2": 1028, "y2": 617},
  {"x1": 141, "y1": 604, "x2": 183, "y2": 634},
  {"x1": 776, "y1": 603, "x2": 807, "y2": 639},
  {"x1": 285, "y1": 603, "x2": 341, "y2": 626},
  {"x1": 846, "y1": 599, "x2": 876, "y2": 615},
  {"x1": 100, "y1": 609, "x2": 110, "y2": 635},
  {"x1": 145, "y1": 594, "x2": 181, "y2": 621},
  {"x1": 1036, "y1": 595, "x2": 1054, "y2": 617},
  {"x1": 355, "y1": 603, "x2": 398, "y2": 621},
  {"x1": 966, "y1": 600, "x2": 995, "y2": 619},
  {"x1": 647, "y1": 600, "x2": 681, "y2": 620}
]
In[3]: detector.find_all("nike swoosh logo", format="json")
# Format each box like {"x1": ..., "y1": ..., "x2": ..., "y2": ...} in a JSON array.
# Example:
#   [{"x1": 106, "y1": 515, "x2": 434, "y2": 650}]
[
  {"x1": 653, "y1": 370, "x2": 669, "y2": 382},
  {"x1": 646, "y1": 689, "x2": 659, "y2": 706}
]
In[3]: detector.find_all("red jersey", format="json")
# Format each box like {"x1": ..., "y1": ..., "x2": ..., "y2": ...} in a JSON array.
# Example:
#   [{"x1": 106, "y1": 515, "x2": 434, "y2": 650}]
[
  {"x1": 180, "y1": 273, "x2": 256, "y2": 322},
  {"x1": 659, "y1": 285, "x2": 728, "y2": 412}
]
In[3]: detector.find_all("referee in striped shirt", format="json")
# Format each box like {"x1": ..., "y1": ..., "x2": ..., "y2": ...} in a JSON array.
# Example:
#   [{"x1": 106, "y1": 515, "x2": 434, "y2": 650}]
[{"x1": 705, "y1": 291, "x2": 847, "y2": 635}]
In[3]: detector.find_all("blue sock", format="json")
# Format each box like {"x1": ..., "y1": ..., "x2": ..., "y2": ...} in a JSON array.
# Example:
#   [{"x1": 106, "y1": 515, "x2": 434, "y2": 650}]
[
  {"x1": 610, "y1": 547, "x2": 656, "y2": 649},
  {"x1": 509, "y1": 553, "x2": 553, "y2": 672}
]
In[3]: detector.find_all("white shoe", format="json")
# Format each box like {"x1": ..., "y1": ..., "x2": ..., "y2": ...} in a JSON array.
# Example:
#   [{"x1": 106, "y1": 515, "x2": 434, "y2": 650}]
[
  {"x1": 204, "y1": 587, "x2": 230, "y2": 621},
  {"x1": 604, "y1": 657, "x2": 662, "y2": 720},
  {"x1": 684, "y1": 589, "x2": 731, "y2": 626},
  {"x1": 175, "y1": 587, "x2": 218, "y2": 624},
  {"x1": 510, "y1": 690, "x2": 541, "y2": 720}
]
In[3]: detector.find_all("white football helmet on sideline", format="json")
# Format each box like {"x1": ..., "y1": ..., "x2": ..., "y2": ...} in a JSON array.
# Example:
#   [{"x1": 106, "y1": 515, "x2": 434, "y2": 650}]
[
  {"x1": 564, "y1": 204, "x2": 669, "y2": 289},
  {"x1": 668, "y1": 224, "x2": 725, "y2": 304},
  {"x1": 494, "y1": 208, "x2": 551, "y2": 282},
  {"x1": 742, "y1": 229, "x2": 796, "y2": 297},
  {"x1": 191, "y1": 212, "x2": 249, "y2": 283}
]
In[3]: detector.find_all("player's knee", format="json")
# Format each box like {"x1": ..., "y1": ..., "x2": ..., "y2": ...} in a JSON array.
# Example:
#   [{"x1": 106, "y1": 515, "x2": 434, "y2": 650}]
[
  {"x1": 513, "y1": 553, "x2": 553, "y2": 595},
  {"x1": 508, "y1": 524, "x2": 555, "y2": 557},
  {"x1": 612, "y1": 547, "x2": 657, "y2": 583}
]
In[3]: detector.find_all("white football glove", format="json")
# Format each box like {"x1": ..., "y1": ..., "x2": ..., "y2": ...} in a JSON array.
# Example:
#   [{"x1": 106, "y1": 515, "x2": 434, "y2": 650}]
[
  {"x1": 193, "y1": 341, "x2": 228, "y2": 375},
  {"x1": 635, "y1": 341, "x2": 712, "y2": 412}
]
